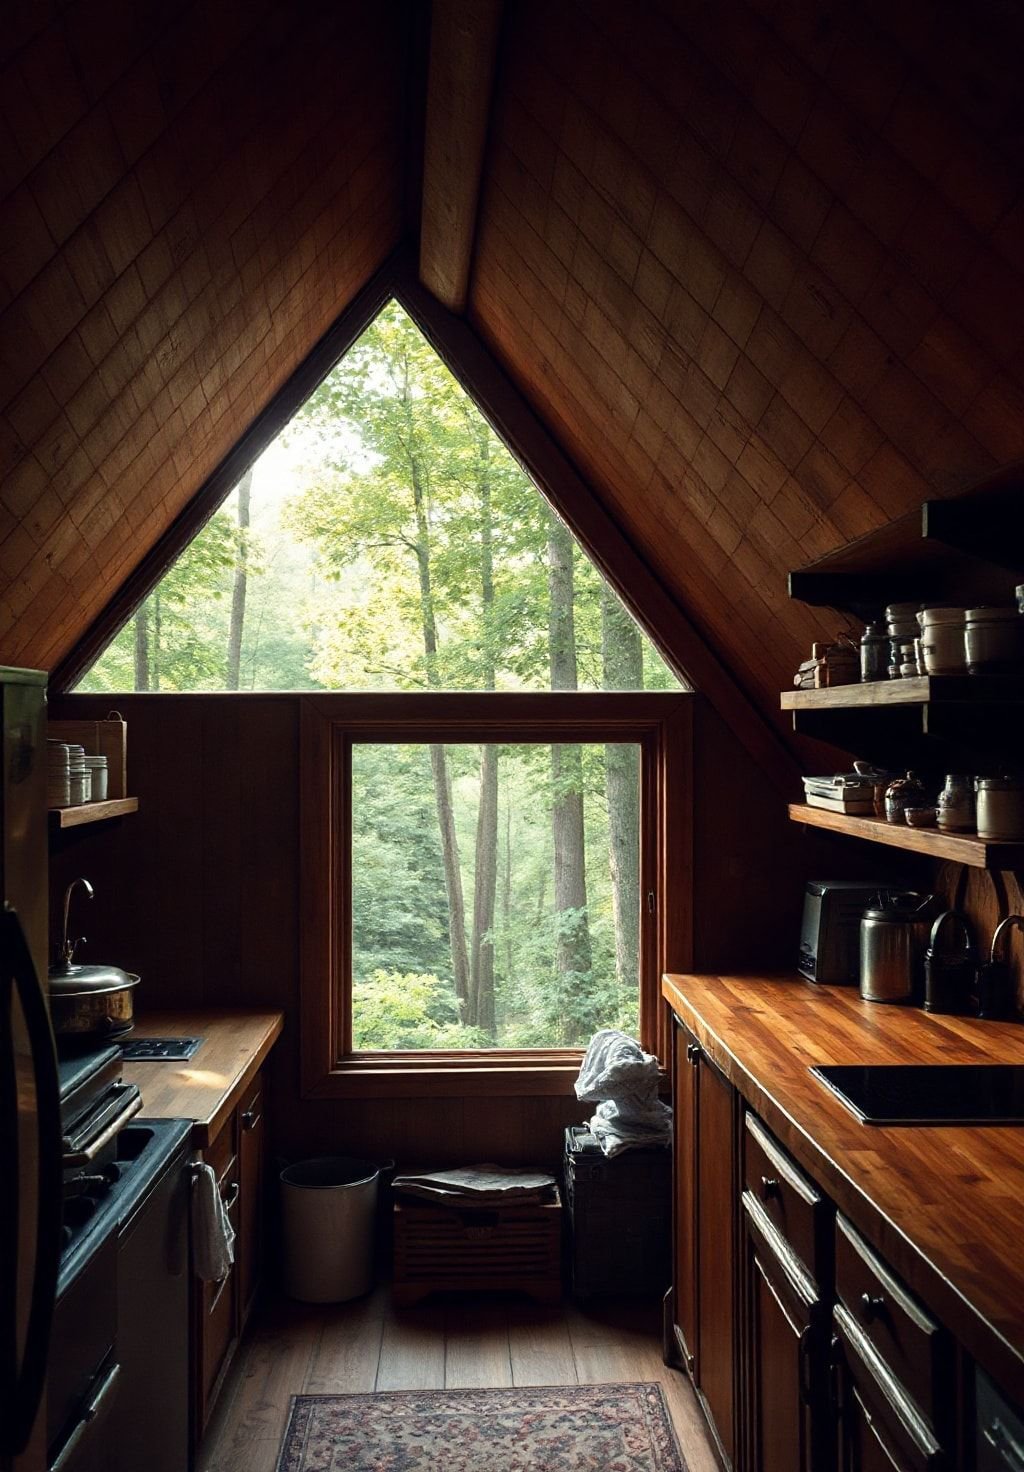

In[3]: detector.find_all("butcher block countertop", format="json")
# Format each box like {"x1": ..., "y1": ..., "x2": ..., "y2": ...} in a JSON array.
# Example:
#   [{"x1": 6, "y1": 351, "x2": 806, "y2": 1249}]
[
  {"x1": 124, "y1": 1009, "x2": 284, "y2": 1146},
  {"x1": 663, "y1": 971, "x2": 1024, "y2": 1404}
]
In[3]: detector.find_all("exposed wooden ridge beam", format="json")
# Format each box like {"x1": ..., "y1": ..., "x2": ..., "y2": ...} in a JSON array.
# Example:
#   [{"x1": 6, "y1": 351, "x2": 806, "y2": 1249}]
[
  {"x1": 419, "y1": 0, "x2": 503, "y2": 313},
  {"x1": 397, "y1": 272, "x2": 801, "y2": 793}
]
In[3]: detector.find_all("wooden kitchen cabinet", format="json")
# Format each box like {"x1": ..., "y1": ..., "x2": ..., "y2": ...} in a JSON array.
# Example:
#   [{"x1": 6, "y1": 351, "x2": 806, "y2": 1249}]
[
  {"x1": 833, "y1": 1214, "x2": 952, "y2": 1472},
  {"x1": 741, "y1": 1114, "x2": 832, "y2": 1472},
  {"x1": 670, "y1": 1018, "x2": 738, "y2": 1467},
  {"x1": 192, "y1": 1068, "x2": 267, "y2": 1444},
  {"x1": 237, "y1": 1071, "x2": 265, "y2": 1325}
]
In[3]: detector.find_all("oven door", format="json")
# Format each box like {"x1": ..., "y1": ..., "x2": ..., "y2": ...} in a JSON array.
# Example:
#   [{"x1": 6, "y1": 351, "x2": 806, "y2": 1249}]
[
  {"x1": 47, "y1": 1360, "x2": 120, "y2": 1472},
  {"x1": 46, "y1": 1234, "x2": 116, "y2": 1472}
]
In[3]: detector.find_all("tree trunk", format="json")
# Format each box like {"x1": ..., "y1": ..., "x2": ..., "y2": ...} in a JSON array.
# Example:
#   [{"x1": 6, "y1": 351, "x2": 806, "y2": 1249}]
[
  {"x1": 470, "y1": 743, "x2": 498, "y2": 1032},
  {"x1": 133, "y1": 603, "x2": 150, "y2": 691},
  {"x1": 601, "y1": 584, "x2": 642, "y2": 994},
  {"x1": 226, "y1": 468, "x2": 253, "y2": 690},
  {"x1": 468, "y1": 429, "x2": 498, "y2": 1036},
  {"x1": 409, "y1": 448, "x2": 471, "y2": 1015},
  {"x1": 547, "y1": 513, "x2": 591, "y2": 1044},
  {"x1": 152, "y1": 590, "x2": 162, "y2": 691}
]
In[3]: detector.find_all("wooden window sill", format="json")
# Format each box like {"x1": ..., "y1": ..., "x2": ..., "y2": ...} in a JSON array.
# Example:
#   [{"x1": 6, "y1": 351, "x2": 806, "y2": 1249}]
[{"x1": 304, "y1": 1053, "x2": 588, "y2": 1099}]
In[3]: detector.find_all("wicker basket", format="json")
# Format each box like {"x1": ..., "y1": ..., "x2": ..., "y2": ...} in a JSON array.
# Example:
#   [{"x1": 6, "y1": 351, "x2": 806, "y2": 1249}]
[
  {"x1": 393, "y1": 1190, "x2": 562, "y2": 1305},
  {"x1": 563, "y1": 1127, "x2": 671, "y2": 1298}
]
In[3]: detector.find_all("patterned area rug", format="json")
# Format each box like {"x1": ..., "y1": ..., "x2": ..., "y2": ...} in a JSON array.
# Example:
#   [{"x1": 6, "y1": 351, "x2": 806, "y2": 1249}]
[{"x1": 276, "y1": 1383, "x2": 687, "y2": 1471}]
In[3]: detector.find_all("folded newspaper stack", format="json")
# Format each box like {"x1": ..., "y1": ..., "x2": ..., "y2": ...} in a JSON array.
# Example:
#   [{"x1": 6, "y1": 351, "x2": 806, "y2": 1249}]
[{"x1": 391, "y1": 1165, "x2": 557, "y2": 1208}]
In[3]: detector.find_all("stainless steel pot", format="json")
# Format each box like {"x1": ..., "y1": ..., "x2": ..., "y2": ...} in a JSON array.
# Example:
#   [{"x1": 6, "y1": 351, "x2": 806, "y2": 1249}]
[
  {"x1": 48, "y1": 875, "x2": 140, "y2": 1036},
  {"x1": 47, "y1": 963, "x2": 140, "y2": 1037},
  {"x1": 859, "y1": 893, "x2": 934, "y2": 1004}
]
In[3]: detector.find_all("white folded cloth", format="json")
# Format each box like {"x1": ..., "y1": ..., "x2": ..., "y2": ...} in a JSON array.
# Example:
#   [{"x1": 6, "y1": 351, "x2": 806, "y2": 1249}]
[{"x1": 191, "y1": 1162, "x2": 236, "y2": 1281}]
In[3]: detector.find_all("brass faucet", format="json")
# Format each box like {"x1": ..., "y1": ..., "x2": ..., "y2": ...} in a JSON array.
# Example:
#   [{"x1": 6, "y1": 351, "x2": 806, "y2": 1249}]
[{"x1": 60, "y1": 876, "x2": 94, "y2": 969}]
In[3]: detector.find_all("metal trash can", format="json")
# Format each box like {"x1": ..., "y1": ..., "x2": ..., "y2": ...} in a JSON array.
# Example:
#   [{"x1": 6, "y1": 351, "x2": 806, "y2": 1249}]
[{"x1": 280, "y1": 1156, "x2": 380, "y2": 1302}]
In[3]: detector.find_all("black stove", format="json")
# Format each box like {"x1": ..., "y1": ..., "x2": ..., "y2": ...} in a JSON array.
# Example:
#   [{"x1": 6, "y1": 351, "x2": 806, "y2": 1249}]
[{"x1": 812, "y1": 1064, "x2": 1024, "y2": 1125}]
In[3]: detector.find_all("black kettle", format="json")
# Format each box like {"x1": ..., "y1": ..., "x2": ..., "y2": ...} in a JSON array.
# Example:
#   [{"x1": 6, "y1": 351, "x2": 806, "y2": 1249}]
[{"x1": 923, "y1": 910, "x2": 975, "y2": 1015}]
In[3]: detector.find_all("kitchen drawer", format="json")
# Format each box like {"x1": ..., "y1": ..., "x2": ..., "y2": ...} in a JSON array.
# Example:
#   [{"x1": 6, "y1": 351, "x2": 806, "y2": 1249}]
[
  {"x1": 835, "y1": 1213, "x2": 951, "y2": 1427},
  {"x1": 743, "y1": 1111, "x2": 828, "y2": 1287},
  {"x1": 239, "y1": 1071, "x2": 263, "y2": 1132}
]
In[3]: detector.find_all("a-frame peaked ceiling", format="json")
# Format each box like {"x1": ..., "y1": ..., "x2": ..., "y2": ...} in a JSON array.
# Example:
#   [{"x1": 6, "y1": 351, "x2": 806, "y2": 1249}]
[{"x1": 3, "y1": 0, "x2": 1023, "y2": 756}]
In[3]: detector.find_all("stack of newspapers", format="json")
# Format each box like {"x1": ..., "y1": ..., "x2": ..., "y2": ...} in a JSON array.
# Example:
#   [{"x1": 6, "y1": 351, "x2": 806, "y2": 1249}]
[{"x1": 391, "y1": 1165, "x2": 557, "y2": 1208}]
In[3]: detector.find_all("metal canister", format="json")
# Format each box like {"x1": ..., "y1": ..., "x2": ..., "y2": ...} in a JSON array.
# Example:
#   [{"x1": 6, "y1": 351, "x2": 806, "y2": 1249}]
[
  {"x1": 859, "y1": 622, "x2": 889, "y2": 682},
  {"x1": 859, "y1": 894, "x2": 933, "y2": 1004}
]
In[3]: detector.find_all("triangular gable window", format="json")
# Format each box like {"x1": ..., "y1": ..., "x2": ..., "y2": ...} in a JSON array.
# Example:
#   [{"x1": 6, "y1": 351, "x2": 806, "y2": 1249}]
[{"x1": 77, "y1": 300, "x2": 682, "y2": 696}]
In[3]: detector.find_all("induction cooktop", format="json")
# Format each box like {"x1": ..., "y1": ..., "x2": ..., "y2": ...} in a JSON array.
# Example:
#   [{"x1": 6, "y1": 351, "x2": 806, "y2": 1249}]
[{"x1": 811, "y1": 1064, "x2": 1024, "y2": 1125}]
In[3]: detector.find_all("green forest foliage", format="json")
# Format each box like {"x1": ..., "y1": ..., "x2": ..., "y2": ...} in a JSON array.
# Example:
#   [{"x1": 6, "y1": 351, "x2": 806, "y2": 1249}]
[{"x1": 80, "y1": 301, "x2": 682, "y2": 1050}]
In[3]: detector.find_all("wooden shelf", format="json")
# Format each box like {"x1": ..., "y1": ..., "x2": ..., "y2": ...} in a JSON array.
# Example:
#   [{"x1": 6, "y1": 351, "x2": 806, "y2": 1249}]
[
  {"x1": 787, "y1": 470, "x2": 1024, "y2": 614},
  {"x1": 49, "y1": 797, "x2": 139, "y2": 829},
  {"x1": 781, "y1": 674, "x2": 1024, "y2": 710},
  {"x1": 788, "y1": 803, "x2": 1024, "y2": 869}
]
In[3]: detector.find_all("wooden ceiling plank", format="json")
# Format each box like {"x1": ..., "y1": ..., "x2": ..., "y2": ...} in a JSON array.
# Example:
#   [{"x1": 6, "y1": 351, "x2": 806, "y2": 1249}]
[{"x1": 419, "y1": 0, "x2": 503, "y2": 313}]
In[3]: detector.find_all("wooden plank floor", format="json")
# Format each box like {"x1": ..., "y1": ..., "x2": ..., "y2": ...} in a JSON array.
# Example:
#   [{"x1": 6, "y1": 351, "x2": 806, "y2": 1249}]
[{"x1": 198, "y1": 1289, "x2": 718, "y2": 1471}]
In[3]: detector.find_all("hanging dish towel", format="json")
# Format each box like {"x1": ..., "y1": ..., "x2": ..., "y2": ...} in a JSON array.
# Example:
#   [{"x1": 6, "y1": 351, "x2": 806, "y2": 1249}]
[{"x1": 191, "y1": 1162, "x2": 236, "y2": 1281}]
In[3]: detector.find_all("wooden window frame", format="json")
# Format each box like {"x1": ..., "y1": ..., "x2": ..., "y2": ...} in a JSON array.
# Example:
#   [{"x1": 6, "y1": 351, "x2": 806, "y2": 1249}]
[{"x1": 300, "y1": 691, "x2": 693, "y2": 1098}]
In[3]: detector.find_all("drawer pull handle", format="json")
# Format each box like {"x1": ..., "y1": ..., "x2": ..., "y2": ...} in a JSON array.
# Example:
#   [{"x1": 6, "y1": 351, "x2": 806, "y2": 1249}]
[
  {"x1": 241, "y1": 1109, "x2": 261, "y2": 1131},
  {"x1": 760, "y1": 1176, "x2": 780, "y2": 1198},
  {"x1": 860, "y1": 1292, "x2": 886, "y2": 1321},
  {"x1": 222, "y1": 1180, "x2": 241, "y2": 1211}
]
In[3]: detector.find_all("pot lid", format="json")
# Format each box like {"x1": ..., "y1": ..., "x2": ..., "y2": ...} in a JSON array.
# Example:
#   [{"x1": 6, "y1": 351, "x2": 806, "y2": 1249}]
[{"x1": 47, "y1": 963, "x2": 140, "y2": 995}]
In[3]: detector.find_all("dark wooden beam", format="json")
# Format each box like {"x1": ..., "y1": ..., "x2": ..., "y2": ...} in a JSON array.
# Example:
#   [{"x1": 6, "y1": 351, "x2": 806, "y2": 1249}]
[
  {"x1": 418, "y1": 0, "x2": 503, "y2": 313},
  {"x1": 396, "y1": 270, "x2": 800, "y2": 791}
]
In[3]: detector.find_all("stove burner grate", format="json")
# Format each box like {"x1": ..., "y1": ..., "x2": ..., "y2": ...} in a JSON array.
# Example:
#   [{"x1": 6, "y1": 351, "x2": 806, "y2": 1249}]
[{"x1": 121, "y1": 1037, "x2": 202, "y2": 1061}]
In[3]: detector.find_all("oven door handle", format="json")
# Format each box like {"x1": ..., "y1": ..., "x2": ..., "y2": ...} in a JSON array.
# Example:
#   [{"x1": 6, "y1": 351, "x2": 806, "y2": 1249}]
[
  {"x1": 49, "y1": 1360, "x2": 121, "y2": 1472},
  {"x1": 61, "y1": 1085, "x2": 143, "y2": 1166},
  {"x1": 1, "y1": 905, "x2": 63, "y2": 1457}
]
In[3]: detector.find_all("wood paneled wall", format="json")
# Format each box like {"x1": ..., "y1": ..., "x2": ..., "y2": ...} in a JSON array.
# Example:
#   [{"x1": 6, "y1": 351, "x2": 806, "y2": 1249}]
[
  {"x1": 49, "y1": 690, "x2": 808, "y2": 1167},
  {"x1": 469, "y1": 0, "x2": 1024, "y2": 736},
  {"x1": 0, "y1": 0, "x2": 405, "y2": 672}
]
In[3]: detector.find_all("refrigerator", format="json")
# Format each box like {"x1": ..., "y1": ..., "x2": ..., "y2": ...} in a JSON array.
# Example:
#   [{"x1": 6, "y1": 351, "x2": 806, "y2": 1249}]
[{"x1": 1, "y1": 667, "x2": 61, "y2": 1472}]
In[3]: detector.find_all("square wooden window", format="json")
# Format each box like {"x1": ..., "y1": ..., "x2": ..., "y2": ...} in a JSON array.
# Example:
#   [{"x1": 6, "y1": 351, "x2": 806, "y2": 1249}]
[{"x1": 300, "y1": 692, "x2": 693, "y2": 1097}]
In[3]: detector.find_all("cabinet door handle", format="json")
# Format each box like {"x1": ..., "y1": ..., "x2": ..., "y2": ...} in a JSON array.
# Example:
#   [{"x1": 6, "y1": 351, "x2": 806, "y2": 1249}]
[
  {"x1": 760, "y1": 1175, "x2": 780, "y2": 1199},
  {"x1": 241, "y1": 1109, "x2": 262, "y2": 1131},
  {"x1": 860, "y1": 1292, "x2": 886, "y2": 1321},
  {"x1": 221, "y1": 1180, "x2": 241, "y2": 1211},
  {"x1": 686, "y1": 1041, "x2": 701, "y2": 1066}
]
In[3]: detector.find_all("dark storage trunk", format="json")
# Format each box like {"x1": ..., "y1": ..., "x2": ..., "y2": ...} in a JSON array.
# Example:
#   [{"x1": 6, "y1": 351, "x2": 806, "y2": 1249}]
[{"x1": 562, "y1": 1126, "x2": 671, "y2": 1298}]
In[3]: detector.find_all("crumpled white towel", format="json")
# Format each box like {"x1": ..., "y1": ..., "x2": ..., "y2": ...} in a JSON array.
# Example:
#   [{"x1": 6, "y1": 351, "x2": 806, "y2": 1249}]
[
  {"x1": 575, "y1": 1029, "x2": 672, "y2": 1157},
  {"x1": 191, "y1": 1162, "x2": 236, "y2": 1281}
]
